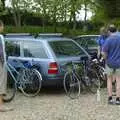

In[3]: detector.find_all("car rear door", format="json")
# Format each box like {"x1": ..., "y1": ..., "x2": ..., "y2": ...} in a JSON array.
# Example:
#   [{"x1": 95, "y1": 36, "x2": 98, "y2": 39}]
[{"x1": 48, "y1": 40, "x2": 89, "y2": 75}]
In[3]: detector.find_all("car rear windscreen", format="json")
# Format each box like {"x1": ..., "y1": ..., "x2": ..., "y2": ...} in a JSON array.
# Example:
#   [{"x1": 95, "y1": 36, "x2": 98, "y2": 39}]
[{"x1": 49, "y1": 40, "x2": 84, "y2": 58}]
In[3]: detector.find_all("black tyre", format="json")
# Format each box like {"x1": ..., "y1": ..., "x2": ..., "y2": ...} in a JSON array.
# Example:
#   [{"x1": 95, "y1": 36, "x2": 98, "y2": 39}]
[
  {"x1": 17, "y1": 68, "x2": 42, "y2": 97},
  {"x1": 63, "y1": 71, "x2": 80, "y2": 99}
]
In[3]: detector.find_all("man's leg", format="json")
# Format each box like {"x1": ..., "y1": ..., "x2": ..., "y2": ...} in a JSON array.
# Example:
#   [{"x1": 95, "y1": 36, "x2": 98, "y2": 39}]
[
  {"x1": 107, "y1": 75, "x2": 113, "y2": 97},
  {"x1": 106, "y1": 66, "x2": 113, "y2": 97},
  {"x1": 106, "y1": 65, "x2": 114, "y2": 104},
  {"x1": 0, "y1": 64, "x2": 13, "y2": 111},
  {"x1": 0, "y1": 95, "x2": 3, "y2": 105},
  {"x1": 107, "y1": 75, "x2": 115, "y2": 104},
  {"x1": 116, "y1": 75, "x2": 120, "y2": 98},
  {"x1": 115, "y1": 69, "x2": 120, "y2": 105},
  {"x1": 0, "y1": 63, "x2": 5, "y2": 108}
]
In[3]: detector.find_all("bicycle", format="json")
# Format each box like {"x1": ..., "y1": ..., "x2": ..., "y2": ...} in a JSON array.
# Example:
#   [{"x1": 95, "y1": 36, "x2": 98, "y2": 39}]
[
  {"x1": 0, "y1": 35, "x2": 42, "y2": 102},
  {"x1": 3, "y1": 60, "x2": 42, "y2": 102},
  {"x1": 63, "y1": 56, "x2": 101, "y2": 99},
  {"x1": 91, "y1": 58, "x2": 107, "y2": 87}
]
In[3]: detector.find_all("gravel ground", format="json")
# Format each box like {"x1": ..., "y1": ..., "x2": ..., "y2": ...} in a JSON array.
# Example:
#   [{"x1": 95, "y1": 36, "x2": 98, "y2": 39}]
[{"x1": 0, "y1": 88, "x2": 120, "y2": 120}]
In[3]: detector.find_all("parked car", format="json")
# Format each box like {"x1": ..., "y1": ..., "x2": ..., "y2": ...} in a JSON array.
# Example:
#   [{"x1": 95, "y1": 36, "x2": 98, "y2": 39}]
[
  {"x1": 74, "y1": 35, "x2": 100, "y2": 59},
  {"x1": 4, "y1": 33, "x2": 90, "y2": 86}
]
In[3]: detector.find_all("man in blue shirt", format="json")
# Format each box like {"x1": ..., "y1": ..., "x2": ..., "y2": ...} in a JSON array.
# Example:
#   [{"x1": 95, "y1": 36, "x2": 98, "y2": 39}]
[{"x1": 102, "y1": 25, "x2": 120, "y2": 105}]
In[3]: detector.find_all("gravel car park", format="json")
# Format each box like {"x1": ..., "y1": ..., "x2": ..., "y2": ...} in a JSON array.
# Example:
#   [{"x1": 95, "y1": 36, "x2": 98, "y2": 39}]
[{"x1": 0, "y1": 88, "x2": 120, "y2": 120}]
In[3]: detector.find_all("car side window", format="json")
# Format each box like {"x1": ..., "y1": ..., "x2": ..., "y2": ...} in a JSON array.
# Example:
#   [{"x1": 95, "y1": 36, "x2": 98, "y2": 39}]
[
  {"x1": 23, "y1": 41, "x2": 48, "y2": 58},
  {"x1": 81, "y1": 37, "x2": 88, "y2": 47},
  {"x1": 76, "y1": 36, "x2": 98, "y2": 48},
  {"x1": 5, "y1": 41, "x2": 20, "y2": 57},
  {"x1": 87, "y1": 37, "x2": 98, "y2": 47}
]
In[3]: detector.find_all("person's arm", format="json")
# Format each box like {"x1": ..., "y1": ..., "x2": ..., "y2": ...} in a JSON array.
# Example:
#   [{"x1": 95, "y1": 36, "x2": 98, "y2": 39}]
[
  {"x1": 102, "y1": 38, "x2": 110, "y2": 60},
  {"x1": 101, "y1": 51, "x2": 107, "y2": 60},
  {"x1": 97, "y1": 46, "x2": 101, "y2": 58},
  {"x1": 97, "y1": 36, "x2": 102, "y2": 58}
]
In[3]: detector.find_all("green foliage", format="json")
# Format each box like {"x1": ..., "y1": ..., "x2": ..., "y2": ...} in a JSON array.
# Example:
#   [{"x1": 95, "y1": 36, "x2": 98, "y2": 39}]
[{"x1": 96, "y1": 0, "x2": 120, "y2": 18}]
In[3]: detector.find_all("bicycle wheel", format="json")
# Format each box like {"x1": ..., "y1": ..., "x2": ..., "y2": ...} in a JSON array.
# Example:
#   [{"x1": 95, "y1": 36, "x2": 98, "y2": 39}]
[
  {"x1": 3, "y1": 73, "x2": 17, "y2": 102},
  {"x1": 87, "y1": 69, "x2": 101, "y2": 93},
  {"x1": 17, "y1": 68, "x2": 42, "y2": 97},
  {"x1": 63, "y1": 71, "x2": 80, "y2": 99},
  {"x1": 97, "y1": 66, "x2": 107, "y2": 87}
]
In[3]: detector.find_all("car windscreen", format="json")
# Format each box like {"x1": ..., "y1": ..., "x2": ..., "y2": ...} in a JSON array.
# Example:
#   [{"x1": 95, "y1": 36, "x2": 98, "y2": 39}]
[
  {"x1": 49, "y1": 40, "x2": 85, "y2": 58},
  {"x1": 75, "y1": 36, "x2": 98, "y2": 48}
]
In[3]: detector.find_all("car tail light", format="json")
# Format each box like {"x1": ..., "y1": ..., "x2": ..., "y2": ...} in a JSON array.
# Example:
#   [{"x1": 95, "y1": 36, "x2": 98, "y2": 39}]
[{"x1": 48, "y1": 62, "x2": 58, "y2": 74}]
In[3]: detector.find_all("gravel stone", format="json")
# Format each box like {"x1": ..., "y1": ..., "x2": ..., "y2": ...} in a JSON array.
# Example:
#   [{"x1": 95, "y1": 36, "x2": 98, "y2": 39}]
[{"x1": 0, "y1": 88, "x2": 119, "y2": 120}]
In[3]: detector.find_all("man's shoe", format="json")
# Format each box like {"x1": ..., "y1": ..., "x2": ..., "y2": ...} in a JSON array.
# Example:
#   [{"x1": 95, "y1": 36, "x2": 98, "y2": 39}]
[
  {"x1": 116, "y1": 98, "x2": 120, "y2": 105},
  {"x1": 108, "y1": 99, "x2": 114, "y2": 105}
]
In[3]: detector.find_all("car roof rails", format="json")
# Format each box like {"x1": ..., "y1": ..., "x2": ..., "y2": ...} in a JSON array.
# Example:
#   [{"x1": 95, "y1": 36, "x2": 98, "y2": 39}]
[
  {"x1": 31, "y1": 33, "x2": 63, "y2": 38},
  {"x1": 4, "y1": 33, "x2": 31, "y2": 37},
  {"x1": 4, "y1": 33, "x2": 63, "y2": 38}
]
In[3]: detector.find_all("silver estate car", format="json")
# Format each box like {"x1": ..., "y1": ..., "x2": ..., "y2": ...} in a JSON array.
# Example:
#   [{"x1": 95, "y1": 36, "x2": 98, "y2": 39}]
[{"x1": 5, "y1": 33, "x2": 89, "y2": 86}]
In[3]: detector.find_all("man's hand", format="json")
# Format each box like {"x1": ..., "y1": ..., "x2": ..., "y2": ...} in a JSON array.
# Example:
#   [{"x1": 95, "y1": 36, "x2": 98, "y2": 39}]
[{"x1": 101, "y1": 52, "x2": 107, "y2": 60}]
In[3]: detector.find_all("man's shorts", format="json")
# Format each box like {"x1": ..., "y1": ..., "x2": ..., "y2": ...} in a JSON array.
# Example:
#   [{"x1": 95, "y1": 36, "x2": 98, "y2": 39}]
[{"x1": 106, "y1": 65, "x2": 120, "y2": 76}]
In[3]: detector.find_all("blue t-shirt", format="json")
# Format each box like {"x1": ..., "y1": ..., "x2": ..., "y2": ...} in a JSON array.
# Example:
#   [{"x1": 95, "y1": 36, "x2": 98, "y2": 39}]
[
  {"x1": 97, "y1": 35, "x2": 107, "y2": 51},
  {"x1": 102, "y1": 32, "x2": 120, "y2": 68}
]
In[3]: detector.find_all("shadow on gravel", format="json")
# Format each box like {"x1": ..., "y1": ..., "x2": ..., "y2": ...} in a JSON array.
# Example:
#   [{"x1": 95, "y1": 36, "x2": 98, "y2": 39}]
[{"x1": 39, "y1": 86, "x2": 65, "y2": 95}]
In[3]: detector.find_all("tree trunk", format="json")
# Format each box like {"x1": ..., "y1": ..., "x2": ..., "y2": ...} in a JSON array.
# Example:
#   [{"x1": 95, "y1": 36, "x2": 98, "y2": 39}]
[
  {"x1": 53, "y1": 5, "x2": 57, "y2": 32},
  {"x1": 53, "y1": 16, "x2": 57, "y2": 32},
  {"x1": 71, "y1": 0, "x2": 77, "y2": 31},
  {"x1": 13, "y1": 11, "x2": 18, "y2": 26},
  {"x1": 12, "y1": 10, "x2": 21, "y2": 27},
  {"x1": 1, "y1": 0, "x2": 5, "y2": 10},
  {"x1": 17, "y1": 10, "x2": 21, "y2": 27},
  {"x1": 12, "y1": 0, "x2": 21, "y2": 27},
  {"x1": 73, "y1": 12, "x2": 76, "y2": 31},
  {"x1": 42, "y1": 8, "x2": 46, "y2": 32},
  {"x1": 83, "y1": 1, "x2": 87, "y2": 32}
]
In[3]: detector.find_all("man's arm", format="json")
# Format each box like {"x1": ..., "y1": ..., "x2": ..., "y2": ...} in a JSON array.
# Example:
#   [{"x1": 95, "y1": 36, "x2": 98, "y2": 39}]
[
  {"x1": 97, "y1": 46, "x2": 101, "y2": 58},
  {"x1": 97, "y1": 36, "x2": 101, "y2": 58},
  {"x1": 101, "y1": 51, "x2": 107, "y2": 60},
  {"x1": 102, "y1": 38, "x2": 110, "y2": 60}
]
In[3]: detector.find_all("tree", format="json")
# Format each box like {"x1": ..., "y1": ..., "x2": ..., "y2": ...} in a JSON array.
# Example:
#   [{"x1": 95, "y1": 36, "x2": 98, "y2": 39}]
[
  {"x1": 0, "y1": 0, "x2": 7, "y2": 16},
  {"x1": 33, "y1": 0, "x2": 51, "y2": 32},
  {"x1": 11, "y1": 0, "x2": 34, "y2": 27},
  {"x1": 82, "y1": 0, "x2": 97, "y2": 31},
  {"x1": 95, "y1": 0, "x2": 120, "y2": 19},
  {"x1": 1, "y1": 0, "x2": 5, "y2": 10},
  {"x1": 68, "y1": 0, "x2": 82, "y2": 30}
]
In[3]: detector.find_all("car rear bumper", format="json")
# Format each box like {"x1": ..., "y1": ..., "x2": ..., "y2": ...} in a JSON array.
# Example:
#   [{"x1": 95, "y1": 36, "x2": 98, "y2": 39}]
[{"x1": 42, "y1": 75, "x2": 64, "y2": 86}]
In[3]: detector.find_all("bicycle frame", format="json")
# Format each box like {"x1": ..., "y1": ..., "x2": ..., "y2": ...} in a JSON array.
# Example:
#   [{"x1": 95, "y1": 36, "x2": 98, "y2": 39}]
[{"x1": 67, "y1": 59, "x2": 99, "y2": 87}]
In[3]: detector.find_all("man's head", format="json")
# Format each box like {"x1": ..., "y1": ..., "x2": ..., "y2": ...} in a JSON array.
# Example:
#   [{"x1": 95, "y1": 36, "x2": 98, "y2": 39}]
[
  {"x1": 107, "y1": 24, "x2": 117, "y2": 35},
  {"x1": 100, "y1": 26, "x2": 108, "y2": 37},
  {"x1": 0, "y1": 20, "x2": 4, "y2": 33}
]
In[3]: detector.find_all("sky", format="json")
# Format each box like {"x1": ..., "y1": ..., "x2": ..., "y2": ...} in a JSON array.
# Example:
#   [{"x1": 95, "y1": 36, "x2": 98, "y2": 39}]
[{"x1": 5, "y1": 0, "x2": 92, "y2": 21}]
